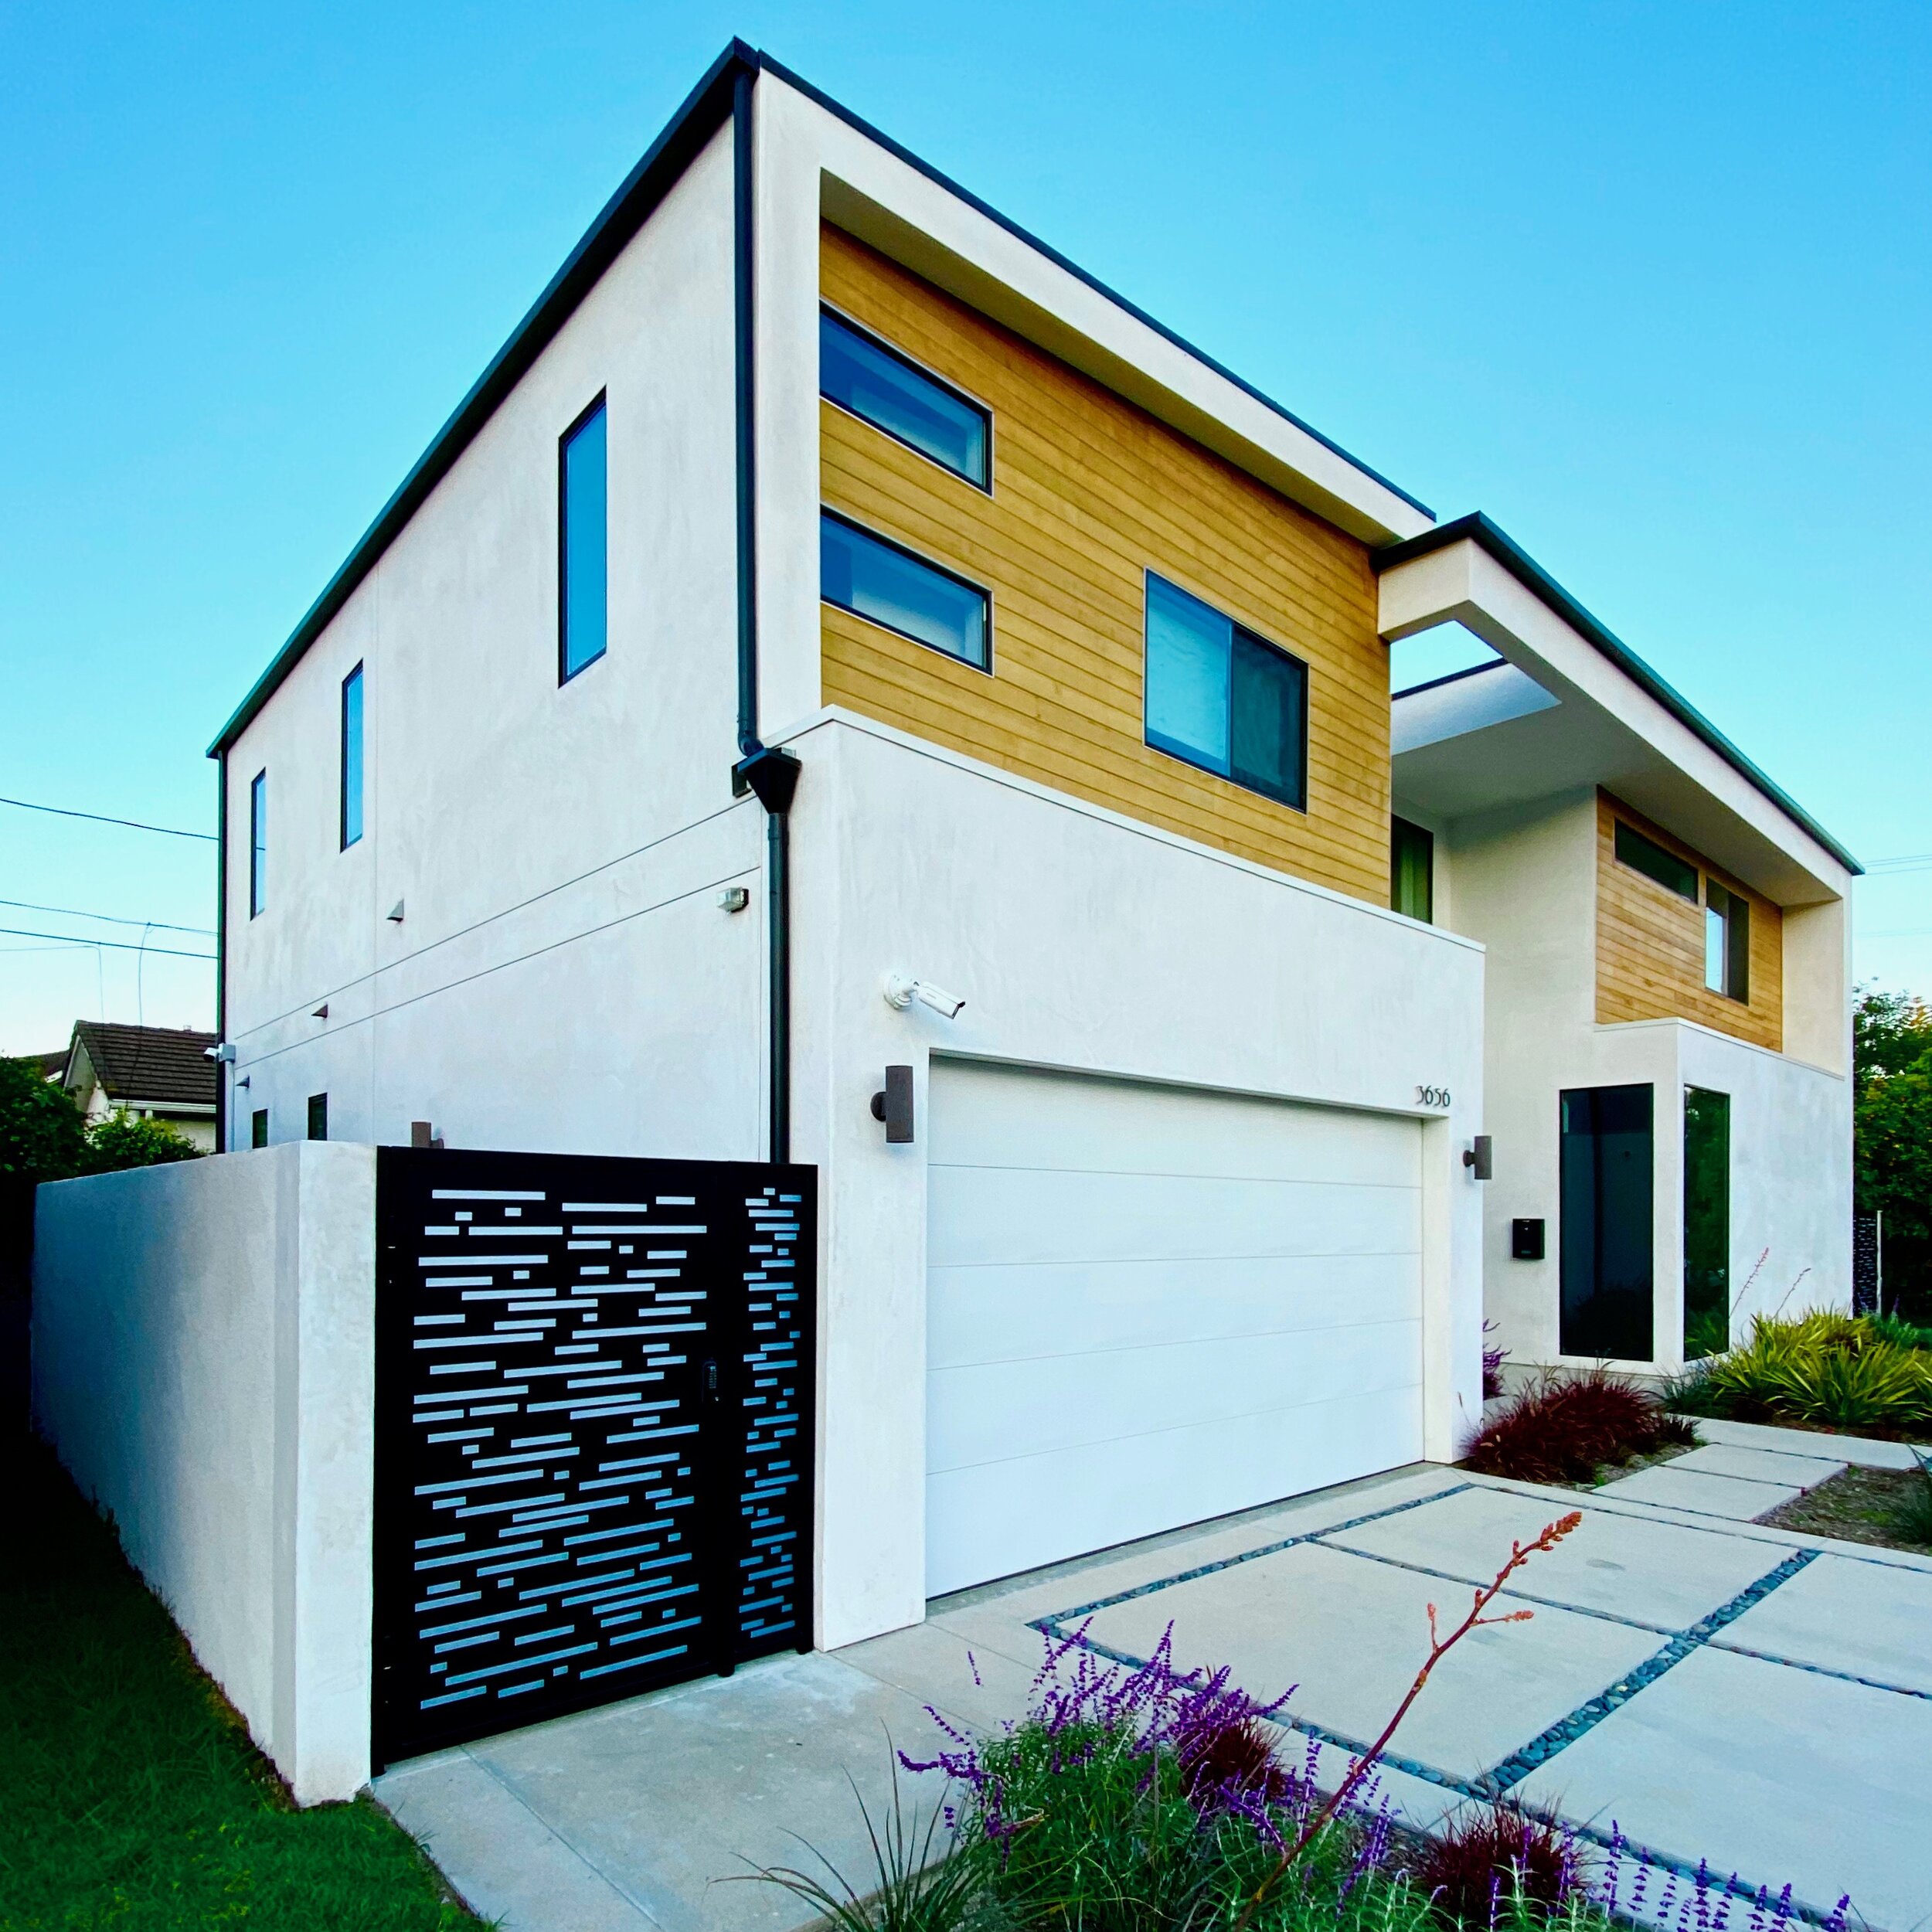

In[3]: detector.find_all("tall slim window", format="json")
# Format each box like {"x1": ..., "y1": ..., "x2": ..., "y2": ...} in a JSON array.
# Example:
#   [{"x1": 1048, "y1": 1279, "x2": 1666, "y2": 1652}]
[
  {"x1": 1145, "y1": 573, "x2": 1307, "y2": 811},
  {"x1": 819, "y1": 308, "x2": 991, "y2": 488},
  {"x1": 1559, "y1": 1083, "x2": 1655, "y2": 1361},
  {"x1": 1391, "y1": 816, "x2": 1434, "y2": 922},
  {"x1": 307, "y1": 1094, "x2": 328, "y2": 1141},
  {"x1": 1683, "y1": 1087, "x2": 1731, "y2": 1359},
  {"x1": 340, "y1": 663, "x2": 365, "y2": 849},
  {"x1": 1704, "y1": 882, "x2": 1750, "y2": 1002},
  {"x1": 559, "y1": 396, "x2": 608, "y2": 681},
  {"x1": 249, "y1": 770, "x2": 267, "y2": 917},
  {"x1": 251, "y1": 1108, "x2": 269, "y2": 1149}
]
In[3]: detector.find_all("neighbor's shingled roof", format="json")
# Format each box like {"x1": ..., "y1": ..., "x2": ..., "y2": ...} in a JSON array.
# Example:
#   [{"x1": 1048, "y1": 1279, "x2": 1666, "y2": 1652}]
[{"x1": 69, "y1": 1022, "x2": 216, "y2": 1107}]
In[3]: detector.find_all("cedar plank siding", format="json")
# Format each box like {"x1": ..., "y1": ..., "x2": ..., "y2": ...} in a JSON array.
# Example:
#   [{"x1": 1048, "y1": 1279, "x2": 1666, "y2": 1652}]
[
  {"x1": 818, "y1": 225, "x2": 1391, "y2": 903},
  {"x1": 1595, "y1": 791, "x2": 1783, "y2": 1050}
]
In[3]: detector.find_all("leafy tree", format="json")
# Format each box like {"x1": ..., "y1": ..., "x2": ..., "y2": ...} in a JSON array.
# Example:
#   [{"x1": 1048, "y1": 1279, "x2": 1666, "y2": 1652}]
[
  {"x1": 83, "y1": 1110, "x2": 203, "y2": 1175},
  {"x1": 1854, "y1": 983, "x2": 1932, "y2": 1318},
  {"x1": 0, "y1": 1056, "x2": 87, "y2": 1185}
]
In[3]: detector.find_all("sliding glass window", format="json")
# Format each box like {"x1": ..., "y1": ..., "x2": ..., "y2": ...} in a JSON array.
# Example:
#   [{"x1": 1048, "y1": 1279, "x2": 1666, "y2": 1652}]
[
  {"x1": 249, "y1": 770, "x2": 267, "y2": 917},
  {"x1": 340, "y1": 663, "x2": 365, "y2": 849},
  {"x1": 1559, "y1": 1083, "x2": 1654, "y2": 1360},
  {"x1": 559, "y1": 396, "x2": 608, "y2": 681},
  {"x1": 819, "y1": 308, "x2": 990, "y2": 488},
  {"x1": 1145, "y1": 573, "x2": 1307, "y2": 810},
  {"x1": 820, "y1": 511, "x2": 989, "y2": 669}
]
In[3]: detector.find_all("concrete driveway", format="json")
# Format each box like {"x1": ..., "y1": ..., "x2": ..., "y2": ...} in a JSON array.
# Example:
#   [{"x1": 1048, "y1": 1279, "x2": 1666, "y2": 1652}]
[{"x1": 376, "y1": 1434, "x2": 1932, "y2": 1932}]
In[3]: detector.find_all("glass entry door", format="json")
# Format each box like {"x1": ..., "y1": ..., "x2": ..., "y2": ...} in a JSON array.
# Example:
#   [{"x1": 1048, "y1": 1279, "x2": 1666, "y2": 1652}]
[
  {"x1": 1683, "y1": 1087, "x2": 1732, "y2": 1359},
  {"x1": 1560, "y1": 1083, "x2": 1655, "y2": 1360}
]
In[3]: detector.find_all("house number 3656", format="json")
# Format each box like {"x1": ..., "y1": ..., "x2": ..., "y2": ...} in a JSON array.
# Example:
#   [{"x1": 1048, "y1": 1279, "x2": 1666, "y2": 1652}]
[{"x1": 1417, "y1": 1084, "x2": 1451, "y2": 1108}]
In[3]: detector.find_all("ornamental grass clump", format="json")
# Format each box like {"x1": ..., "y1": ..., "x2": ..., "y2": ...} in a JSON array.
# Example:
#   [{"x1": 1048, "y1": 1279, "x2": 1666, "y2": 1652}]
[
  {"x1": 1460, "y1": 1369, "x2": 1695, "y2": 1485},
  {"x1": 1679, "y1": 1311, "x2": 1932, "y2": 1436},
  {"x1": 1413, "y1": 1804, "x2": 1581, "y2": 1927}
]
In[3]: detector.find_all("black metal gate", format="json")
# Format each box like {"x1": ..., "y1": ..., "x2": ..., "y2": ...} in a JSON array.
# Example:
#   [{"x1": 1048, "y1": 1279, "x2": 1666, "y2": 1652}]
[{"x1": 371, "y1": 1146, "x2": 815, "y2": 1767}]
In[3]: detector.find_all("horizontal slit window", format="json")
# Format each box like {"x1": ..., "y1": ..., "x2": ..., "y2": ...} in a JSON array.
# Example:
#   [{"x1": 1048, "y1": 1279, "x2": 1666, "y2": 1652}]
[
  {"x1": 819, "y1": 308, "x2": 989, "y2": 488},
  {"x1": 1614, "y1": 821, "x2": 1698, "y2": 900},
  {"x1": 820, "y1": 511, "x2": 989, "y2": 670}
]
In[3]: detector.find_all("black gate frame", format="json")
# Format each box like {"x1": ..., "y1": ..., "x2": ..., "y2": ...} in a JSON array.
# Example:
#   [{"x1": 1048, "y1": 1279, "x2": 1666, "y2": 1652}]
[{"x1": 371, "y1": 1146, "x2": 815, "y2": 1769}]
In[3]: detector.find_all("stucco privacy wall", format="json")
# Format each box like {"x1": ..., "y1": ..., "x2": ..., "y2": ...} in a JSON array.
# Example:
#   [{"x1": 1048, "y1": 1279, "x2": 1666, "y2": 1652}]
[
  {"x1": 32, "y1": 1145, "x2": 376, "y2": 1804},
  {"x1": 779, "y1": 709, "x2": 1487, "y2": 1647},
  {"x1": 221, "y1": 122, "x2": 756, "y2": 1157}
]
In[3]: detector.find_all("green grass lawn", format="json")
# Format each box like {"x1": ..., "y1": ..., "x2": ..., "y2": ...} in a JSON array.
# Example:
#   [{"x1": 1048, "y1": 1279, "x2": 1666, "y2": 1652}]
[{"x1": 0, "y1": 1434, "x2": 488, "y2": 1930}]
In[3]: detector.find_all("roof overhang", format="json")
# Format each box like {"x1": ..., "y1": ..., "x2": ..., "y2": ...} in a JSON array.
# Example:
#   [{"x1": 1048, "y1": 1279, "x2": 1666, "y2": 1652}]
[
  {"x1": 1379, "y1": 516, "x2": 1858, "y2": 906},
  {"x1": 210, "y1": 43, "x2": 1430, "y2": 758}
]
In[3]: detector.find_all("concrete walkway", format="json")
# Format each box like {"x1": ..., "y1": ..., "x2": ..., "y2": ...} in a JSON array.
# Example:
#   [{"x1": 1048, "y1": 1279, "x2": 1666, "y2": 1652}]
[{"x1": 375, "y1": 1433, "x2": 1932, "y2": 1932}]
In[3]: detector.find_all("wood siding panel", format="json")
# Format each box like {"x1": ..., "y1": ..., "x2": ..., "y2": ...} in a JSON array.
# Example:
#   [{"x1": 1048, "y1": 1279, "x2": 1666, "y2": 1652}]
[
  {"x1": 1595, "y1": 792, "x2": 1783, "y2": 1050},
  {"x1": 818, "y1": 227, "x2": 1390, "y2": 902}
]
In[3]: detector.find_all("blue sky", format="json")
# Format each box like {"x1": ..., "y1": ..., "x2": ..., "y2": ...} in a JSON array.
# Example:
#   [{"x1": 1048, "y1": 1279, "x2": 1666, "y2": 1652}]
[{"x1": 2, "y1": 2, "x2": 1928, "y2": 1052}]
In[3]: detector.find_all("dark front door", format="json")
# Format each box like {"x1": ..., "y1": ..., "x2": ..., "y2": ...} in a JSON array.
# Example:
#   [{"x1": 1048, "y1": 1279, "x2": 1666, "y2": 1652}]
[
  {"x1": 1559, "y1": 1083, "x2": 1654, "y2": 1360},
  {"x1": 371, "y1": 1146, "x2": 815, "y2": 1769}
]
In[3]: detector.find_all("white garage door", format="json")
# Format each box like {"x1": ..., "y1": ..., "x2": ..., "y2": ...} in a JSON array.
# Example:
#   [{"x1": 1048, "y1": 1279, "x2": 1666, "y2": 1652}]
[{"x1": 926, "y1": 1060, "x2": 1424, "y2": 1597}]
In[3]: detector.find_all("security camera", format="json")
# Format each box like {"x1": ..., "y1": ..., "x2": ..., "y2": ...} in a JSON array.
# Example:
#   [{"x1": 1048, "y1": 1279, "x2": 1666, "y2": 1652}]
[
  {"x1": 205, "y1": 1042, "x2": 237, "y2": 1064},
  {"x1": 883, "y1": 972, "x2": 965, "y2": 1021}
]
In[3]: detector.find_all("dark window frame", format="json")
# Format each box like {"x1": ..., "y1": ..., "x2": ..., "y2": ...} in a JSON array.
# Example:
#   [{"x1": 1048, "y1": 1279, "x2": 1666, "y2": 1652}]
[
  {"x1": 1704, "y1": 880, "x2": 1751, "y2": 1003},
  {"x1": 251, "y1": 1107, "x2": 269, "y2": 1149},
  {"x1": 248, "y1": 769, "x2": 267, "y2": 918},
  {"x1": 1391, "y1": 815, "x2": 1434, "y2": 922},
  {"x1": 340, "y1": 662, "x2": 365, "y2": 852},
  {"x1": 1143, "y1": 570, "x2": 1309, "y2": 814},
  {"x1": 818, "y1": 304, "x2": 993, "y2": 493},
  {"x1": 307, "y1": 1093, "x2": 328, "y2": 1142},
  {"x1": 556, "y1": 390, "x2": 609, "y2": 685},
  {"x1": 818, "y1": 507, "x2": 994, "y2": 672},
  {"x1": 1613, "y1": 819, "x2": 1698, "y2": 900}
]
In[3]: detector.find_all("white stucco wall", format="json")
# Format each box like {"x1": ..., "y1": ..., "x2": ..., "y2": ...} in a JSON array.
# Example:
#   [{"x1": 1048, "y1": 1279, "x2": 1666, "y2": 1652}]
[
  {"x1": 781, "y1": 711, "x2": 1488, "y2": 1647},
  {"x1": 32, "y1": 1144, "x2": 376, "y2": 1804},
  {"x1": 1440, "y1": 792, "x2": 1850, "y2": 1378},
  {"x1": 222, "y1": 122, "x2": 760, "y2": 1165}
]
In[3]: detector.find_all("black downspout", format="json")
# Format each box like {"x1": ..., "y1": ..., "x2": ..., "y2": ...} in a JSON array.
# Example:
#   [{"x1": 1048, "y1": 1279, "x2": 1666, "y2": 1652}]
[
  {"x1": 214, "y1": 751, "x2": 229, "y2": 1153},
  {"x1": 728, "y1": 62, "x2": 801, "y2": 1167}
]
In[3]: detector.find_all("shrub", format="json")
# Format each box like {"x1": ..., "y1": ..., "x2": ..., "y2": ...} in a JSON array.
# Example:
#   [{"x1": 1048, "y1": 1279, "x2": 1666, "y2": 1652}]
[
  {"x1": 1461, "y1": 1369, "x2": 1696, "y2": 1485},
  {"x1": 1683, "y1": 1313, "x2": 1932, "y2": 1437},
  {"x1": 1413, "y1": 1804, "x2": 1581, "y2": 1927},
  {"x1": 0, "y1": 1056, "x2": 87, "y2": 1184},
  {"x1": 1481, "y1": 1321, "x2": 1508, "y2": 1402},
  {"x1": 82, "y1": 1109, "x2": 203, "y2": 1174}
]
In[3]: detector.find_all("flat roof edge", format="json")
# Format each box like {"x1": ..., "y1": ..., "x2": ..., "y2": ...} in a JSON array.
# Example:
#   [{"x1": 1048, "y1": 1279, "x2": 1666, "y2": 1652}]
[
  {"x1": 1375, "y1": 512, "x2": 1861, "y2": 876},
  {"x1": 208, "y1": 41, "x2": 754, "y2": 757}
]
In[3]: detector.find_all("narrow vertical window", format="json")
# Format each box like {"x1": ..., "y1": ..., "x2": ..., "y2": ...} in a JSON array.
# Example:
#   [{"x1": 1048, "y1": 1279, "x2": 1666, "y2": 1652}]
[
  {"x1": 1704, "y1": 882, "x2": 1750, "y2": 1002},
  {"x1": 1391, "y1": 816, "x2": 1434, "y2": 922},
  {"x1": 340, "y1": 663, "x2": 365, "y2": 849},
  {"x1": 249, "y1": 770, "x2": 267, "y2": 917},
  {"x1": 1683, "y1": 1087, "x2": 1731, "y2": 1359},
  {"x1": 559, "y1": 396, "x2": 608, "y2": 681},
  {"x1": 1559, "y1": 1083, "x2": 1655, "y2": 1361},
  {"x1": 307, "y1": 1094, "x2": 328, "y2": 1141},
  {"x1": 251, "y1": 1108, "x2": 269, "y2": 1149}
]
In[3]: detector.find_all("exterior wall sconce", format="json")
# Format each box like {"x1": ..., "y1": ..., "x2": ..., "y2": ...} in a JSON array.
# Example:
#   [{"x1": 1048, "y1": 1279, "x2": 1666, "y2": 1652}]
[
  {"x1": 1464, "y1": 1135, "x2": 1493, "y2": 1180},
  {"x1": 410, "y1": 1121, "x2": 444, "y2": 1149},
  {"x1": 717, "y1": 886, "x2": 750, "y2": 913},
  {"x1": 870, "y1": 1065, "x2": 914, "y2": 1143}
]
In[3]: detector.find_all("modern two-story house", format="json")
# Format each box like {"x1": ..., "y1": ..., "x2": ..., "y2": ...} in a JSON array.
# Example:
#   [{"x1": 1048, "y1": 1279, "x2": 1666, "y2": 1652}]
[{"x1": 207, "y1": 43, "x2": 1855, "y2": 1655}]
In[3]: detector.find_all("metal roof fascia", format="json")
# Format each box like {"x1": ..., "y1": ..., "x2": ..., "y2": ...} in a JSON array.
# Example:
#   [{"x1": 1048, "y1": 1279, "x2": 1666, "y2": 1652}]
[
  {"x1": 207, "y1": 40, "x2": 757, "y2": 757},
  {"x1": 1375, "y1": 513, "x2": 1861, "y2": 876}
]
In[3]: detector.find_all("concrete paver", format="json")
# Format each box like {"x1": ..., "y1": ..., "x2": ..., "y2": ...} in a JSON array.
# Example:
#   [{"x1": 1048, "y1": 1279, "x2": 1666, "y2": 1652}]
[
  {"x1": 1511, "y1": 1644, "x2": 1932, "y2": 1932},
  {"x1": 1710, "y1": 1550, "x2": 1932, "y2": 1692},
  {"x1": 1669, "y1": 1442, "x2": 1845, "y2": 1488},
  {"x1": 1321, "y1": 1482, "x2": 1796, "y2": 1631},
  {"x1": 1594, "y1": 1463, "x2": 1801, "y2": 1519},
  {"x1": 1077, "y1": 1539, "x2": 1662, "y2": 1783},
  {"x1": 1687, "y1": 1416, "x2": 1928, "y2": 1471}
]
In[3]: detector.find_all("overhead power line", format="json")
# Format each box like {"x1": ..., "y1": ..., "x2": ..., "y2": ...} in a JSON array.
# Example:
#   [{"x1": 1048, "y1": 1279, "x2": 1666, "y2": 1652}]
[
  {"x1": 0, "y1": 896, "x2": 214, "y2": 936},
  {"x1": 0, "y1": 924, "x2": 214, "y2": 961},
  {"x1": 0, "y1": 794, "x2": 216, "y2": 843}
]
